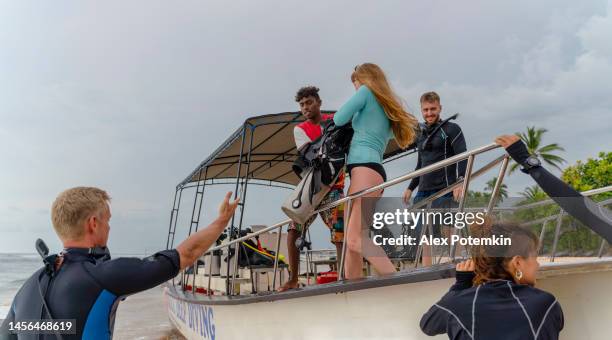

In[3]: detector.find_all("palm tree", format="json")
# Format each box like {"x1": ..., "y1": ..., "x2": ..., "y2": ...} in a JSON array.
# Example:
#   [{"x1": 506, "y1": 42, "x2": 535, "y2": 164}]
[
  {"x1": 508, "y1": 126, "x2": 566, "y2": 173},
  {"x1": 516, "y1": 185, "x2": 555, "y2": 230},
  {"x1": 484, "y1": 177, "x2": 508, "y2": 200},
  {"x1": 520, "y1": 185, "x2": 547, "y2": 202}
]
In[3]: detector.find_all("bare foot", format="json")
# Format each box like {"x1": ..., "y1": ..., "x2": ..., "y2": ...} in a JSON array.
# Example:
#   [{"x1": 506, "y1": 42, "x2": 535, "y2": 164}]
[{"x1": 277, "y1": 281, "x2": 299, "y2": 292}]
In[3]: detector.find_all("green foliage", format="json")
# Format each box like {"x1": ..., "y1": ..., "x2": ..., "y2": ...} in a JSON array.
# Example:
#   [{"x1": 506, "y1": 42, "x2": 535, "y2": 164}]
[
  {"x1": 484, "y1": 177, "x2": 508, "y2": 200},
  {"x1": 464, "y1": 178, "x2": 508, "y2": 207},
  {"x1": 555, "y1": 219, "x2": 604, "y2": 256},
  {"x1": 508, "y1": 152, "x2": 611, "y2": 256},
  {"x1": 465, "y1": 190, "x2": 490, "y2": 208},
  {"x1": 519, "y1": 185, "x2": 548, "y2": 203},
  {"x1": 561, "y1": 151, "x2": 612, "y2": 201},
  {"x1": 511, "y1": 185, "x2": 559, "y2": 253},
  {"x1": 550, "y1": 152, "x2": 612, "y2": 256}
]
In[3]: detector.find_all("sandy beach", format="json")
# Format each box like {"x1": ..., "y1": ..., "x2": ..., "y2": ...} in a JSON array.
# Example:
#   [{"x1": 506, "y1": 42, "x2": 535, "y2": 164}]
[{"x1": 113, "y1": 286, "x2": 185, "y2": 340}]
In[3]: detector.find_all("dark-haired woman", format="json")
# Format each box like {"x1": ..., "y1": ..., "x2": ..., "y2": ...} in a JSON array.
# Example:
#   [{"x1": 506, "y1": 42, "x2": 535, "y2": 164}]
[{"x1": 420, "y1": 224, "x2": 563, "y2": 339}]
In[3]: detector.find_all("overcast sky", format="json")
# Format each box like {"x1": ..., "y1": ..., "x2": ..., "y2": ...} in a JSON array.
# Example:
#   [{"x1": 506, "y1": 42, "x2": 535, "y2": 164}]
[{"x1": 1, "y1": 0, "x2": 610, "y2": 253}]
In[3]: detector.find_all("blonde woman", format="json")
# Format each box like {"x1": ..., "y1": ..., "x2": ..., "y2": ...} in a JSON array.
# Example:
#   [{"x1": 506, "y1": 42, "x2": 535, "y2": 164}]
[{"x1": 334, "y1": 63, "x2": 418, "y2": 279}]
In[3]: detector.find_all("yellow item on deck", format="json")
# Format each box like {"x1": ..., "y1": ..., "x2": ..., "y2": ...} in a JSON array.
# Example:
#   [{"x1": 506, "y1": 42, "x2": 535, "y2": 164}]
[{"x1": 242, "y1": 242, "x2": 286, "y2": 264}]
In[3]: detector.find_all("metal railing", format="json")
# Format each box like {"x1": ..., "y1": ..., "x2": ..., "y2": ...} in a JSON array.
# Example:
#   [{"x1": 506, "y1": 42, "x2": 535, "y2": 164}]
[
  {"x1": 519, "y1": 195, "x2": 612, "y2": 261},
  {"x1": 179, "y1": 143, "x2": 611, "y2": 296},
  {"x1": 181, "y1": 142, "x2": 503, "y2": 295}
]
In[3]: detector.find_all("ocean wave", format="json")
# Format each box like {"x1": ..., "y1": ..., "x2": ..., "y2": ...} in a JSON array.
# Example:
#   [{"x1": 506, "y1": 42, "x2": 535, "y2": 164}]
[
  {"x1": 6, "y1": 278, "x2": 26, "y2": 286},
  {"x1": 0, "y1": 305, "x2": 11, "y2": 318}
]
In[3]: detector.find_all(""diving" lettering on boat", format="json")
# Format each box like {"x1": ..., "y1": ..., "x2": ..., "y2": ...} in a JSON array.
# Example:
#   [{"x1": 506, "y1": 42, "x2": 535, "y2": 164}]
[{"x1": 169, "y1": 298, "x2": 216, "y2": 340}]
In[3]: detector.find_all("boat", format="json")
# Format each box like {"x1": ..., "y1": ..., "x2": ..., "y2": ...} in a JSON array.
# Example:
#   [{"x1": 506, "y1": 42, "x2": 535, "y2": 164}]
[{"x1": 162, "y1": 111, "x2": 612, "y2": 340}]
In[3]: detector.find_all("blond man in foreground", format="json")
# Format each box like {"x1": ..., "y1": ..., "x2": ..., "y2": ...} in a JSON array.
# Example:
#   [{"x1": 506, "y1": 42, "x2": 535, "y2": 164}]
[{"x1": 1, "y1": 187, "x2": 238, "y2": 340}]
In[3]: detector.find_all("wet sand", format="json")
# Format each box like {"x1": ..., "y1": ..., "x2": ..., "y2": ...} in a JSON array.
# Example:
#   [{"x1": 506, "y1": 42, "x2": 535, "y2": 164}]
[{"x1": 113, "y1": 286, "x2": 185, "y2": 340}]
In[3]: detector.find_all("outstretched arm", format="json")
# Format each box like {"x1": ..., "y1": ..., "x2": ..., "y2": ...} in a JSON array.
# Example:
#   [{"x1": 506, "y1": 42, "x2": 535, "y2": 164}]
[
  {"x1": 495, "y1": 135, "x2": 612, "y2": 243},
  {"x1": 95, "y1": 192, "x2": 241, "y2": 296},
  {"x1": 176, "y1": 192, "x2": 239, "y2": 270}
]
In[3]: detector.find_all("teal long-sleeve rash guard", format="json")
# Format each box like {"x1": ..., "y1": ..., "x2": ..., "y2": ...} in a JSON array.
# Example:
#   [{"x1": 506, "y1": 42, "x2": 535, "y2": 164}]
[{"x1": 333, "y1": 85, "x2": 393, "y2": 165}]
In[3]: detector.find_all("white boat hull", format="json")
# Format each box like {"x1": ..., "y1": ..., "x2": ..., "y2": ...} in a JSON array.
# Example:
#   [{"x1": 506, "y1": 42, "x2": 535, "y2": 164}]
[{"x1": 164, "y1": 260, "x2": 612, "y2": 340}]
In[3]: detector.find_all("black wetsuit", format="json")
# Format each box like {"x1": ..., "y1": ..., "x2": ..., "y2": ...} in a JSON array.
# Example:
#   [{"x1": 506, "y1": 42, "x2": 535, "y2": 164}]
[
  {"x1": 420, "y1": 140, "x2": 612, "y2": 339},
  {"x1": 420, "y1": 271, "x2": 564, "y2": 340},
  {"x1": 1, "y1": 248, "x2": 180, "y2": 340},
  {"x1": 408, "y1": 120, "x2": 467, "y2": 192}
]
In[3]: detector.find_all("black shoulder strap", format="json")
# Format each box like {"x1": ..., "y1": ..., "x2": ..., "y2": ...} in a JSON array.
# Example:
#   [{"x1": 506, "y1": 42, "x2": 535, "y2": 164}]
[
  {"x1": 36, "y1": 262, "x2": 65, "y2": 340},
  {"x1": 422, "y1": 113, "x2": 459, "y2": 150}
]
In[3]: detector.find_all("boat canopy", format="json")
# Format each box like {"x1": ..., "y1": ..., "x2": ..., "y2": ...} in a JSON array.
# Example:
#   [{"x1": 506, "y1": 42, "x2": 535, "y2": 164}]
[{"x1": 178, "y1": 111, "x2": 406, "y2": 188}]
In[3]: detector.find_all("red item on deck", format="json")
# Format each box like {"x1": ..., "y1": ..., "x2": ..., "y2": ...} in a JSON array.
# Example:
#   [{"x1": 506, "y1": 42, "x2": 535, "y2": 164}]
[
  {"x1": 184, "y1": 285, "x2": 209, "y2": 294},
  {"x1": 316, "y1": 271, "x2": 338, "y2": 284}
]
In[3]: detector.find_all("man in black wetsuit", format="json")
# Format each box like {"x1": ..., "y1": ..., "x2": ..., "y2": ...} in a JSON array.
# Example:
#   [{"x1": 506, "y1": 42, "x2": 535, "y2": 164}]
[
  {"x1": 402, "y1": 91, "x2": 467, "y2": 205},
  {"x1": 0, "y1": 187, "x2": 239, "y2": 340},
  {"x1": 401, "y1": 92, "x2": 467, "y2": 264}
]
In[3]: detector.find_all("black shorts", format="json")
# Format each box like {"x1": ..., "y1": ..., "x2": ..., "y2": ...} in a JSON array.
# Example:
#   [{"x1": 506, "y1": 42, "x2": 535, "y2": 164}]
[{"x1": 347, "y1": 163, "x2": 387, "y2": 182}]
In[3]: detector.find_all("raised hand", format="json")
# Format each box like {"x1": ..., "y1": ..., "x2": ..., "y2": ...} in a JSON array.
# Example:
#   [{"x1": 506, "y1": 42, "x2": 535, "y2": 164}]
[
  {"x1": 456, "y1": 259, "x2": 475, "y2": 272},
  {"x1": 218, "y1": 192, "x2": 240, "y2": 222},
  {"x1": 494, "y1": 134, "x2": 521, "y2": 149}
]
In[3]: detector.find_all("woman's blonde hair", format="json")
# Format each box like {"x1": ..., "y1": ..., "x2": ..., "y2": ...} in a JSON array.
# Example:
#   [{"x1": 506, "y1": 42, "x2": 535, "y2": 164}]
[{"x1": 351, "y1": 63, "x2": 418, "y2": 148}]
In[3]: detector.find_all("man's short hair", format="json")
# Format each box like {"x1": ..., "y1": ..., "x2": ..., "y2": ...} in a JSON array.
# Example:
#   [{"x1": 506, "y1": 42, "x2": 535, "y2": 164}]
[
  {"x1": 295, "y1": 86, "x2": 320, "y2": 102},
  {"x1": 420, "y1": 91, "x2": 441, "y2": 104},
  {"x1": 51, "y1": 187, "x2": 111, "y2": 240}
]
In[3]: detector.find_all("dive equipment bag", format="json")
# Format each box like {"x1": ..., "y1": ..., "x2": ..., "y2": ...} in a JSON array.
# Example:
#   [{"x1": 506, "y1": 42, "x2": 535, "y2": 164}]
[{"x1": 282, "y1": 121, "x2": 353, "y2": 224}]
